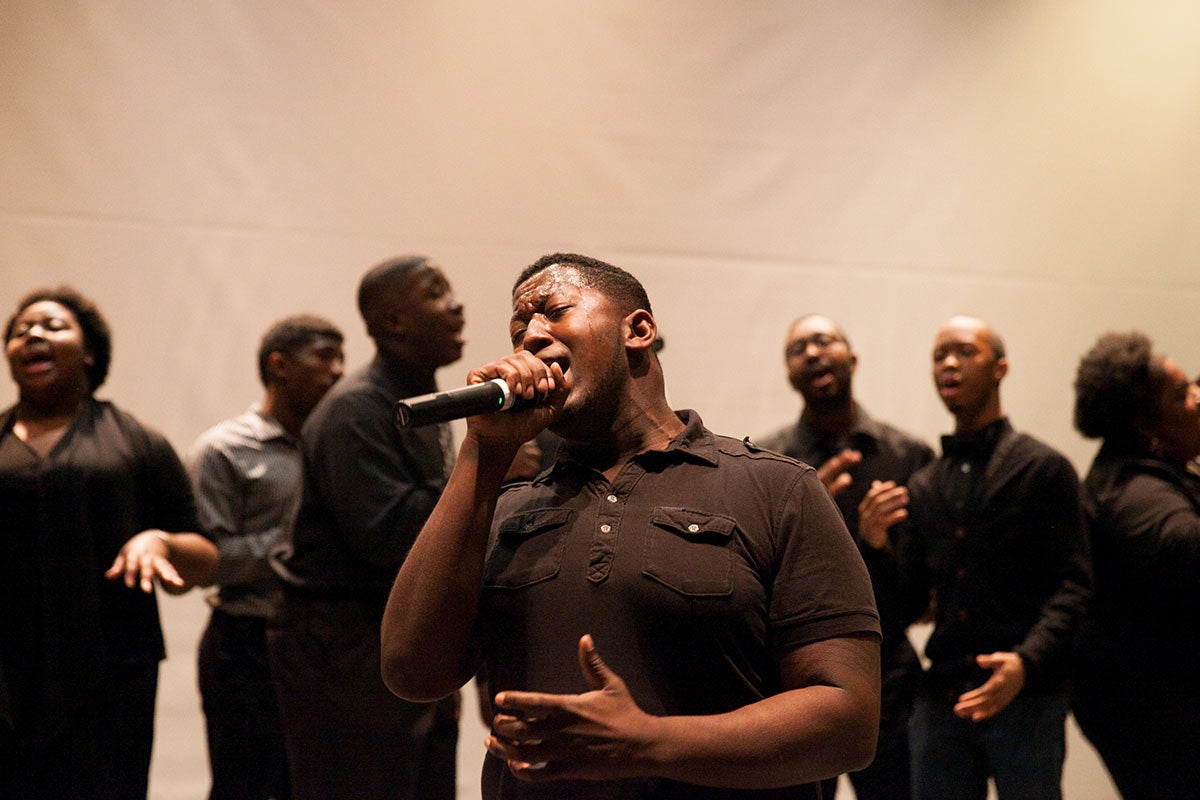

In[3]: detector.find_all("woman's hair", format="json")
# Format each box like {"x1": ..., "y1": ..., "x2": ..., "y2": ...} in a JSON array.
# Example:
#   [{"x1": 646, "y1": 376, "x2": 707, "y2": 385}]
[
  {"x1": 1073, "y1": 330, "x2": 1165, "y2": 442},
  {"x1": 5, "y1": 285, "x2": 112, "y2": 390}
]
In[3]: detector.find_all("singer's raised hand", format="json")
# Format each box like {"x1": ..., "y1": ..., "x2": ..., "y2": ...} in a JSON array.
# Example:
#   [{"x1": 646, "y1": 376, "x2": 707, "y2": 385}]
[
  {"x1": 464, "y1": 352, "x2": 568, "y2": 448},
  {"x1": 858, "y1": 480, "x2": 910, "y2": 550},
  {"x1": 815, "y1": 449, "x2": 861, "y2": 497},
  {"x1": 384, "y1": 351, "x2": 568, "y2": 703}
]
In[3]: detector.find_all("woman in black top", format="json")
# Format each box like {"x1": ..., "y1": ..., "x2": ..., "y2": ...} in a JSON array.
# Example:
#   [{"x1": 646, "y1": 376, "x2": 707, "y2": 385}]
[
  {"x1": 1, "y1": 286, "x2": 217, "y2": 799},
  {"x1": 1072, "y1": 331, "x2": 1200, "y2": 800}
]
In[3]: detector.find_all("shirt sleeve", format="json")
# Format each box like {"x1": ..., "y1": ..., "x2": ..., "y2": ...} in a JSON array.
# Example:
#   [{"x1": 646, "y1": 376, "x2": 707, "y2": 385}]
[
  {"x1": 187, "y1": 439, "x2": 281, "y2": 587},
  {"x1": 768, "y1": 466, "x2": 881, "y2": 654},
  {"x1": 1098, "y1": 469, "x2": 1200, "y2": 592},
  {"x1": 1014, "y1": 452, "x2": 1093, "y2": 684},
  {"x1": 138, "y1": 426, "x2": 201, "y2": 535}
]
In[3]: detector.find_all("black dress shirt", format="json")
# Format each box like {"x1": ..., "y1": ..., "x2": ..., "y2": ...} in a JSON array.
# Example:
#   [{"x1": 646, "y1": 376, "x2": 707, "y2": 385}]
[{"x1": 868, "y1": 418, "x2": 1093, "y2": 694}]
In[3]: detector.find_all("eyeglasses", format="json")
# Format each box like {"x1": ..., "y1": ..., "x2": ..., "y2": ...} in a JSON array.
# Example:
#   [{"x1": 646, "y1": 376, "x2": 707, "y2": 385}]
[{"x1": 786, "y1": 333, "x2": 844, "y2": 357}]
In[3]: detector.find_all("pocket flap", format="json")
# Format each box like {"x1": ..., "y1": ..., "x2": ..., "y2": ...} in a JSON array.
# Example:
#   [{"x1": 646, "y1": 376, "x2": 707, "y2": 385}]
[
  {"x1": 497, "y1": 507, "x2": 575, "y2": 539},
  {"x1": 649, "y1": 507, "x2": 736, "y2": 539}
]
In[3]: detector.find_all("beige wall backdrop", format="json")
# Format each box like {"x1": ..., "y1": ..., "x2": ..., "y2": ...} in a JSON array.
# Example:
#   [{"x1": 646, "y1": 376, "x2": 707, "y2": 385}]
[{"x1": 4, "y1": 2, "x2": 1199, "y2": 798}]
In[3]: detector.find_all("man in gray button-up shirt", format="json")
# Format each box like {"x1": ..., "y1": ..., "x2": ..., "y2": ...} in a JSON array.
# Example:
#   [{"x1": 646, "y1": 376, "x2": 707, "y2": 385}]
[{"x1": 187, "y1": 314, "x2": 343, "y2": 800}]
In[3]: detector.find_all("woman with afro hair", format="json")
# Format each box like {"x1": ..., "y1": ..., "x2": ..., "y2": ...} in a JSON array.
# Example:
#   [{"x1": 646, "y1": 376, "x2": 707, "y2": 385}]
[{"x1": 1072, "y1": 331, "x2": 1200, "y2": 800}]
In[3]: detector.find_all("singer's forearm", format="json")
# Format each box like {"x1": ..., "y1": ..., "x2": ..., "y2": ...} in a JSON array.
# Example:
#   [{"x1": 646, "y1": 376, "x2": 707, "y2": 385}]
[{"x1": 381, "y1": 435, "x2": 515, "y2": 701}]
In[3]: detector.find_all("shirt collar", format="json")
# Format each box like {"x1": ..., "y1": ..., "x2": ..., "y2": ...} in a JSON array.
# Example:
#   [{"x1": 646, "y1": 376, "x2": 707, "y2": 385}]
[
  {"x1": 370, "y1": 353, "x2": 438, "y2": 400},
  {"x1": 796, "y1": 401, "x2": 882, "y2": 457},
  {"x1": 540, "y1": 409, "x2": 720, "y2": 482},
  {"x1": 941, "y1": 416, "x2": 1010, "y2": 461},
  {"x1": 247, "y1": 405, "x2": 294, "y2": 444},
  {"x1": 658, "y1": 409, "x2": 721, "y2": 466}
]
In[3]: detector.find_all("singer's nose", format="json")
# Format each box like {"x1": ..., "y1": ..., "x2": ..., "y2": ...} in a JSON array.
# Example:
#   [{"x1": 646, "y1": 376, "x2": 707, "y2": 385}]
[{"x1": 521, "y1": 314, "x2": 553, "y2": 351}]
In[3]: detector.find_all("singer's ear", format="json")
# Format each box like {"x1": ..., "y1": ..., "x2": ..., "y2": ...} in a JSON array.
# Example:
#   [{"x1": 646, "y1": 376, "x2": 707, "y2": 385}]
[
  {"x1": 624, "y1": 310, "x2": 657, "y2": 353},
  {"x1": 265, "y1": 351, "x2": 286, "y2": 382}
]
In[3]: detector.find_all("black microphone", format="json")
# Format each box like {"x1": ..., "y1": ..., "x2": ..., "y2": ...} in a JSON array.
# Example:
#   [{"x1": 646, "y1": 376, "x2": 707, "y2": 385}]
[{"x1": 394, "y1": 379, "x2": 527, "y2": 428}]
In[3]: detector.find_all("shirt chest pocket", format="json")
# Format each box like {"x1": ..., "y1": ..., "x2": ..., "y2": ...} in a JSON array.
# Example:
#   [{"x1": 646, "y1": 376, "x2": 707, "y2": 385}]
[
  {"x1": 484, "y1": 508, "x2": 574, "y2": 590},
  {"x1": 643, "y1": 507, "x2": 736, "y2": 597}
]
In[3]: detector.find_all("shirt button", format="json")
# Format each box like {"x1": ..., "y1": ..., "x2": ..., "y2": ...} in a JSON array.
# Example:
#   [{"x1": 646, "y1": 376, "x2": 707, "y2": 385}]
[
  {"x1": 607, "y1": 494, "x2": 618, "y2": 503},
  {"x1": 600, "y1": 524, "x2": 612, "y2": 533},
  {"x1": 687, "y1": 524, "x2": 700, "y2": 533},
  {"x1": 954, "y1": 527, "x2": 967, "y2": 539},
  {"x1": 960, "y1": 463, "x2": 972, "y2": 474}
]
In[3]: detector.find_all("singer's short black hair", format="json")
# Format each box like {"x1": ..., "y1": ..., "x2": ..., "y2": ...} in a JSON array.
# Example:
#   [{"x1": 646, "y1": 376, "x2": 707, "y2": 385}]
[
  {"x1": 5, "y1": 285, "x2": 112, "y2": 391},
  {"x1": 514, "y1": 253, "x2": 652, "y2": 316},
  {"x1": 1074, "y1": 330, "x2": 1165, "y2": 442},
  {"x1": 357, "y1": 255, "x2": 432, "y2": 337},
  {"x1": 257, "y1": 314, "x2": 343, "y2": 387}
]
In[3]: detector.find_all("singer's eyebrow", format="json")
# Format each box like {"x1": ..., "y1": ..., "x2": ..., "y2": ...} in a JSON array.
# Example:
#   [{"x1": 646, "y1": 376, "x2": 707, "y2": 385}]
[{"x1": 510, "y1": 290, "x2": 550, "y2": 324}]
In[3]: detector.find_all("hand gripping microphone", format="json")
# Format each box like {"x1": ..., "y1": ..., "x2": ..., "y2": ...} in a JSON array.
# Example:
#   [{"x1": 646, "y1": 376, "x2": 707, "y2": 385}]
[{"x1": 394, "y1": 378, "x2": 526, "y2": 428}]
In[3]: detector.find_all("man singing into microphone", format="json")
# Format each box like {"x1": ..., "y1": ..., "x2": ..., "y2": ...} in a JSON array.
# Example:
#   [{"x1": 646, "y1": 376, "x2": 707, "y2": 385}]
[{"x1": 382, "y1": 253, "x2": 882, "y2": 799}]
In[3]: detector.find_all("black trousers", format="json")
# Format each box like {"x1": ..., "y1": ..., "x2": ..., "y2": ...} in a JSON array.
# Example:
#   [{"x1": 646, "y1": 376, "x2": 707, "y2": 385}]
[
  {"x1": 1072, "y1": 674, "x2": 1200, "y2": 800},
  {"x1": 199, "y1": 609, "x2": 290, "y2": 800},
  {"x1": 0, "y1": 661, "x2": 157, "y2": 800},
  {"x1": 267, "y1": 591, "x2": 458, "y2": 800}
]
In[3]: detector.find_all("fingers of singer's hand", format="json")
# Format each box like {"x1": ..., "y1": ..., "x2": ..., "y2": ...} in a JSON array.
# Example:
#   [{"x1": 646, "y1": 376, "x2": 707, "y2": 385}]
[
  {"x1": 513, "y1": 352, "x2": 556, "y2": 399},
  {"x1": 493, "y1": 690, "x2": 571, "y2": 723},
  {"x1": 861, "y1": 483, "x2": 907, "y2": 513},
  {"x1": 494, "y1": 358, "x2": 543, "y2": 401},
  {"x1": 953, "y1": 694, "x2": 986, "y2": 719},
  {"x1": 485, "y1": 735, "x2": 558, "y2": 781},
  {"x1": 827, "y1": 471, "x2": 853, "y2": 497},
  {"x1": 817, "y1": 450, "x2": 854, "y2": 482},
  {"x1": 156, "y1": 558, "x2": 184, "y2": 589},
  {"x1": 138, "y1": 553, "x2": 162, "y2": 593},
  {"x1": 471, "y1": 353, "x2": 551, "y2": 401},
  {"x1": 105, "y1": 552, "x2": 124, "y2": 577},
  {"x1": 955, "y1": 686, "x2": 1008, "y2": 722},
  {"x1": 836, "y1": 448, "x2": 863, "y2": 468}
]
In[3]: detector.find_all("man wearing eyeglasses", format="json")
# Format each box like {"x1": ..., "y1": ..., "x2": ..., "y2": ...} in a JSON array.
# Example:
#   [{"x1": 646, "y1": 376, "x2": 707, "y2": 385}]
[{"x1": 758, "y1": 314, "x2": 934, "y2": 800}]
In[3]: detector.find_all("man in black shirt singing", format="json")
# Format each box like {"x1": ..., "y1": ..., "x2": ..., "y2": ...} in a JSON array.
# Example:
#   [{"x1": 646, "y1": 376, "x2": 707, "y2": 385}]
[
  {"x1": 759, "y1": 314, "x2": 933, "y2": 800},
  {"x1": 861, "y1": 316, "x2": 1091, "y2": 800}
]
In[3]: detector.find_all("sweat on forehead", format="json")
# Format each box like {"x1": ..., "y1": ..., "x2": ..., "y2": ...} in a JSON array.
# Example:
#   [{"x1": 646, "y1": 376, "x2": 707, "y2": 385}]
[
  {"x1": 513, "y1": 264, "x2": 584, "y2": 300},
  {"x1": 512, "y1": 252, "x2": 653, "y2": 315}
]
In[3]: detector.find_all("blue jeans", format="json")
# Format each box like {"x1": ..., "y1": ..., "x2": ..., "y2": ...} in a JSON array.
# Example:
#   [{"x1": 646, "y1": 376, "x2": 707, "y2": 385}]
[{"x1": 909, "y1": 691, "x2": 1066, "y2": 800}]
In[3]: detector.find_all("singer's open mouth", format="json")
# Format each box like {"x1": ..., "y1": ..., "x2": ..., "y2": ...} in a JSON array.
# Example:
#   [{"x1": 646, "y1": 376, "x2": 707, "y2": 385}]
[{"x1": 543, "y1": 357, "x2": 570, "y2": 377}]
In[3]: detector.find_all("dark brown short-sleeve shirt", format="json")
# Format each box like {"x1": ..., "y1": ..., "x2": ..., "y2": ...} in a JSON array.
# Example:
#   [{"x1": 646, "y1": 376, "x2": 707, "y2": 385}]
[{"x1": 477, "y1": 411, "x2": 880, "y2": 800}]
